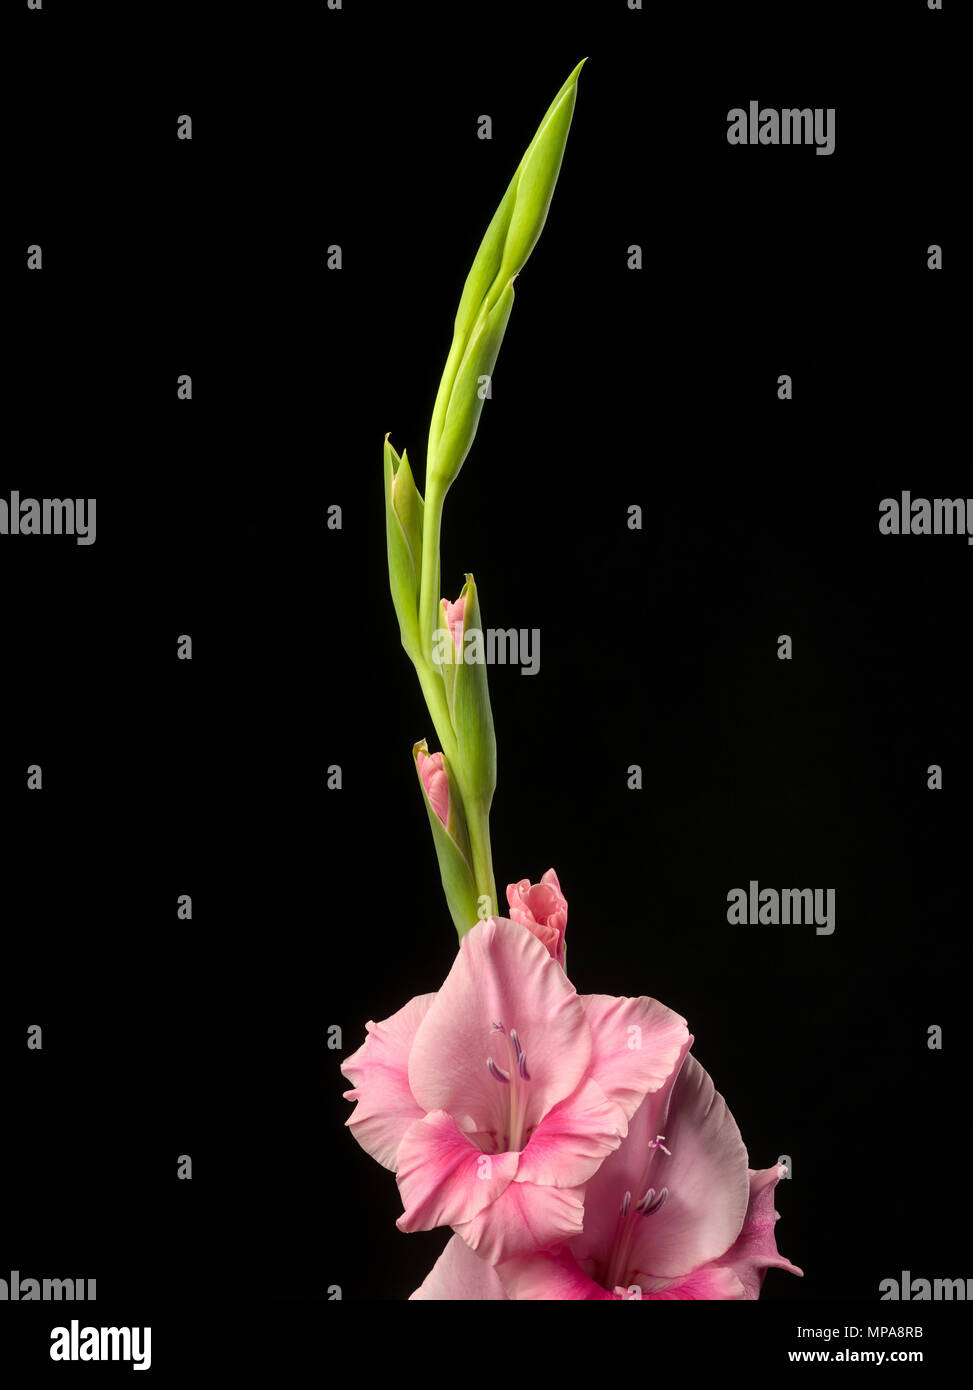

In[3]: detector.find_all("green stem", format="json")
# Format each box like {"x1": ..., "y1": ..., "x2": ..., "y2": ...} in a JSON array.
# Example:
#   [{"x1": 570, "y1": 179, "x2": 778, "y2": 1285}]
[
  {"x1": 418, "y1": 482, "x2": 444, "y2": 662},
  {"x1": 414, "y1": 654, "x2": 457, "y2": 767},
  {"x1": 464, "y1": 793, "x2": 498, "y2": 923},
  {"x1": 416, "y1": 450, "x2": 498, "y2": 932}
]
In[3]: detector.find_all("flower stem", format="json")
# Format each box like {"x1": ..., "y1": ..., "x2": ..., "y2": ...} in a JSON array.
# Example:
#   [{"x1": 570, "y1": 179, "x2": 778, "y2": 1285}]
[
  {"x1": 464, "y1": 793, "x2": 498, "y2": 924},
  {"x1": 418, "y1": 481, "x2": 444, "y2": 665}
]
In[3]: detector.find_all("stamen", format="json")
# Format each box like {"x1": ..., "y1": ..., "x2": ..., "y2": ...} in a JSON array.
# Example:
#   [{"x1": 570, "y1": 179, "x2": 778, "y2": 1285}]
[
  {"x1": 620, "y1": 1190, "x2": 632, "y2": 1218},
  {"x1": 635, "y1": 1187, "x2": 655, "y2": 1214},
  {"x1": 484, "y1": 1021, "x2": 530, "y2": 1150},
  {"x1": 641, "y1": 1186, "x2": 668, "y2": 1216},
  {"x1": 509, "y1": 1028, "x2": 531, "y2": 1080}
]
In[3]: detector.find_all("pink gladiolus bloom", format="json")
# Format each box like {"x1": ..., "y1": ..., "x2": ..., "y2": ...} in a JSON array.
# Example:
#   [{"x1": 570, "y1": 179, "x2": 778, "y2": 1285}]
[
  {"x1": 481, "y1": 1053, "x2": 803, "y2": 1299},
  {"x1": 416, "y1": 748, "x2": 449, "y2": 827},
  {"x1": 341, "y1": 917, "x2": 690, "y2": 1265},
  {"x1": 507, "y1": 867, "x2": 568, "y2": 965}
]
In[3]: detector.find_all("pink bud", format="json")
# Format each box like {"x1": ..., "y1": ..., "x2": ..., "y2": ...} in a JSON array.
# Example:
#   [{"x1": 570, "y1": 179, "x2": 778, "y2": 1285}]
[
  {"x1": 416, "y1": 749, "x2": 450, "y2": 827},
  {"x1": 506, "y1": 868, "x2": 568, "y2": 965},
  {"x1": 441, "y1": 594, "x2": 467, "y2": 652}
]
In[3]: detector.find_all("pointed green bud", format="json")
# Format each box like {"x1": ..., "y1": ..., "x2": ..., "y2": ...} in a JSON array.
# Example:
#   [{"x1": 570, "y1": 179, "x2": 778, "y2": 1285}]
[
  {"x1": 383, "y1": 435, "x2": 424, "y2": 654},
  {"x1": 432, "y1": 575, "x2": 497, "y2": 811},
  {"x1": 413, "y1": 740, "x2": 481, "y2": 939},
  {"x1": 426, "y1": 59, "x2": 586, "y2": 494},
  {"x1": 433, "y1": 280, "x2": 516, "y2": 506}
]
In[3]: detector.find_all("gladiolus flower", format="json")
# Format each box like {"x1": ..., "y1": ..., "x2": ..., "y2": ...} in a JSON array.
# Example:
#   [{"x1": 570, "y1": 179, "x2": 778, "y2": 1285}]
[
  {"x1": 479, "y1": 1053, "x2": 802, "y2": 1299},
  {"x1": 341, "y1": 917, "x2": 689, "y2": 1264}
]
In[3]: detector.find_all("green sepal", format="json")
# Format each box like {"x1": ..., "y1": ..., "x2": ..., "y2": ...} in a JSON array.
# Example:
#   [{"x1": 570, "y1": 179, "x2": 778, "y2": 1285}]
[{"x1": 383, "y1": 435, "x2": 424, "y2": 654}]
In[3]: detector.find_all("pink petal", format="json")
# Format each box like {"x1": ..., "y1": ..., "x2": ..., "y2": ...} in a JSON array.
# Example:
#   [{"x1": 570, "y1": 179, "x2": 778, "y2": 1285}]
[
  {"x1": 409, "y1": 1234, "x2": 509, "y2": 1300},
  {"x1": 581, "y1": 993, "x2": 691, "y2": 1123},
  {"x1": 506, "y1": 868, "x2": 568, "y2": 964},
  {"x1": 442, "y1": 595, "x2": 466, "y2": 649},
  {"x1": 627, "y1": 1054, "x2": 750, "y2": 1281},
  {"x1": 416, "y1": 749, "x2": 449, "y2": 826},
  {"x1": 514, "y1": 1075, "x2": 626, "y2": 1188},
  {"x1": 340, "y1": 991, "x2": 437, "y2": 1171},
  {"x1": 496, "y1": 1248, "x2": 615, "y2": 1301},
  {"x1": 719, "y1": 1164, "x2": 804, "y2": 1298},
  {"x1": 496, "y1": 1250, "x2": 745, "y2": 1301},
  {"x1": 452, "y1": 1178, "x2": 586, "y2": 1265},
  {"x1": 395, "y1": 1110, "x2": 518, "y2": 1233},
  {"x1": 408, "y1": 917, "x2": 591, "y2": 1136},
  {"x1": 574, "y1": 1053, "x2": 749, "y2": 1283},
  {"x1": 524, "y1": 917, "x2": 562, "y2": 960},
  {"x1": 639, "y1": 1265, "x2": 746, "y2": 1300}
]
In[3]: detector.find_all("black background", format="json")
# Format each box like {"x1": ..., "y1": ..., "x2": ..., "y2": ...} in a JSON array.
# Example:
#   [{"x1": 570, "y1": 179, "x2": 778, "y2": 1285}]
[{"x1": 3, "y1": 0, "x2": 969, "y2": 1375}]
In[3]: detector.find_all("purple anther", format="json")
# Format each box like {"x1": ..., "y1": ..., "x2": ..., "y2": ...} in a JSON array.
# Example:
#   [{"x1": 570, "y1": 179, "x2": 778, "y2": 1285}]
[
  {"x1": 640, "y1": 1186, "x2": 668, "y2": 1217},
  {"x1": 486, "y1": 1057, "x2": 510, "y2": 1084},
  {"x1": 509, "y1": 1029, "x2": 531, "y2": 1080}
]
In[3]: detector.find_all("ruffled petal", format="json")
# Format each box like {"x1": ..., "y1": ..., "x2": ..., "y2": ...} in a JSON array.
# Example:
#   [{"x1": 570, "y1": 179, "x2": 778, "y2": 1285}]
[
  {"x1": 452, "y1": 1178, "x2": 586, "y2": 1265},
  {"x1": 581, "y1": 994, "x2": 691, "y2": 1122},
  {"x1": 718, "y1": 1163, "x2": 804, "y2": 1298},
  {"x1": 395, "y1": 1110, "x2": 518, "y2": 1233},
  {"x1": 340, "y1": 992, "x2": 437, "y2": 1170},
  {"x1": 514, "y1": 1075, "x2": 626, "y2": 1188}
]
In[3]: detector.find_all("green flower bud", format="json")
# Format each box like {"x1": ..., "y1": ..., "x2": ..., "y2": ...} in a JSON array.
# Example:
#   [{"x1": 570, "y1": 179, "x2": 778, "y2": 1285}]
[
  {"x1": 413, "y1": 740, "x2": 481, "y2": 939},
  {"x1": 435, "y1": 574, "x2": 497, "y2": 812},
  {"x1": 432, "y1": 280, "x2": 516, "y2": 509},
  {"x1": 383, "y1": 435, "x2": 424, "y2": 654},
  {"x1": 426, "y1": 58, "x2": 586, "y2": 495}
]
